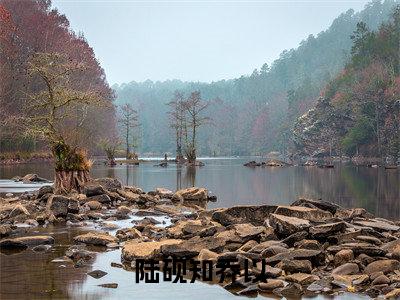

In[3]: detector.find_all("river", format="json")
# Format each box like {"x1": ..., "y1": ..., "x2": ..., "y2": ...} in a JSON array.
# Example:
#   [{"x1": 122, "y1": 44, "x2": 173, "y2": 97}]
[
  {"x1": 1, "y1": 157, "x2": 399, "y2": 219},
  {"x1": 0, "y1": 157, "x2": 398, "y2": 299}
]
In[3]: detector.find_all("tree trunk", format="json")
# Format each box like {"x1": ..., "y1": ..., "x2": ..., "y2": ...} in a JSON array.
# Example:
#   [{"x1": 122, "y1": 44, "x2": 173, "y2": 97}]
[
  {"x1": 54, "y1": 170, "x2": 90, "y2": 194},
  {"x1": 107, "y1": 158, "x2": 116, "y2": 167}
]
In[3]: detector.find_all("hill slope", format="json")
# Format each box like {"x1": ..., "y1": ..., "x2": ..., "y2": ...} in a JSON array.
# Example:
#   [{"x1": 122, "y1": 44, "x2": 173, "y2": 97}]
[
  {"x1": 114, "y1": 0, "x2": 398, "y2": 156},
  {"x1": 293, "y1": 6, "x2": 400, "y2": 160}
]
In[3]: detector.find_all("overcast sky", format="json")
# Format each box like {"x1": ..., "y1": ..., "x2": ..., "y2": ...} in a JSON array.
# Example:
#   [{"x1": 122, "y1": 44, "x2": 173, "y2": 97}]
[{"x1": 52, "y1": 0, "x2": 370, "y2": 85}]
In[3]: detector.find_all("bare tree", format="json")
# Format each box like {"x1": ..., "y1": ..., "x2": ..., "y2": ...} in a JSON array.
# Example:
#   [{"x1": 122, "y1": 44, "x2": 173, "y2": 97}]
[
  {"x1": 99, "y1": 136, "x2": 121, "y2": 166},
  {"x1": 167, "y1": 91, "x2": 186, "y2": 162},
  {"x1": 118, "y1": 103, "x2": 139, "y2": 159},
  {"x1": 183, "y1": 91, "x2": 210, "y2": 163},
  {"x1": 25, "y1": 52, "x2": 108, "y2": 193}
]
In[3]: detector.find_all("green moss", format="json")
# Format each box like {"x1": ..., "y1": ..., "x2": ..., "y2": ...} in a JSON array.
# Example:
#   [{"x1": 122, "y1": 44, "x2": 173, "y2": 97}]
[{"x1": 52, "y1": 140, "x2": 91, "y2": 171}]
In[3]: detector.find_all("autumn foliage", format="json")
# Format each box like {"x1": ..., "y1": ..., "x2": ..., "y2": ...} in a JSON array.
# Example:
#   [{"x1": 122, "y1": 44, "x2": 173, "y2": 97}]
[{"x1": 0, "y1": 0, "x2": 116, "y2": 154}]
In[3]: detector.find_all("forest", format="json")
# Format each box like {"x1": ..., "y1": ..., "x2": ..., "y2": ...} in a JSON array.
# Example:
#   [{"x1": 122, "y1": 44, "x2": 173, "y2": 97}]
[
  {"x1": 113, "y1": 0, "x2": 399, "y2": 157},
  {"x1": 294, "y1": 8, "x2": 400, "y2": 159},
  {"x1": 0, "y1": 0, "x2": 117, "y2": 157},
  {"x1": 0, "y1": 0, "x2": 399, "y2": 161}
]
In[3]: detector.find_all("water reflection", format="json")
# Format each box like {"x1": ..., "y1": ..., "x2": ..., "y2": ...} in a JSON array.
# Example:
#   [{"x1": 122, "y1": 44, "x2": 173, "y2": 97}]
[
  {"x1": 0, "y1": 158, "x2": 399, "y2": 219},
  {"x1": 184, "y1": 166, "x2": 196, "y2": 188},
  {"x1": 0, "y1": 226, "x2": 93, "y2": 299}
]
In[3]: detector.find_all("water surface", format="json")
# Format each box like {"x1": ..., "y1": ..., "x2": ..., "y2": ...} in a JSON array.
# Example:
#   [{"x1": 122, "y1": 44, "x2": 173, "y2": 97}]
[
  {"x1": 1, "y1": 157, "x2": 399, "y2": 219},
  {"x1": 1, "y1": 157, "x2": 396, "y2": 299}
]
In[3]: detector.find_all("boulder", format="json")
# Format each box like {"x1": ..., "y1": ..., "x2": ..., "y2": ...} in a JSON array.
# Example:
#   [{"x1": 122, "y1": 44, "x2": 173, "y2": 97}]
[
  {"x1": 230, "y1": 223, "x2": 265, "y2": 242},
  {"x1": 122, "y1": 239, "x2": 182, "y2": 261},
  {"x1": 285, "y1": 273, "x2": 320, "y2": 285},
  {"x1": 212, "y1": 205, "x2": 277, "y2": 226},
  {"x1": 335, "y1": 208, "x2": 374, "y2": 219},
  {"x1": 67, "y1": 199, "x2": 79, "y2": 214},
  {"x1": 372, "y1": 275, "x2": 390, "y2": 285},
  {"x1": 46, "y1": 195, "x2": 70, "y2": 217},
  {"x1": 258, "y1": 279, "x2": 284, "y2": 291},
  {"x1": 277, "y1": 259, "x2": 312, "y2": 274},
  {"x1": 82, "y1": 183, "x2": 106, "y2": 197},
  {"x1": 273, "y1": 282, "x2": 303, "y2": 297},
  {"x1": 116, "y1": 189, "x2": 140, "y2": 202},
  {"x1": 260, "y1": 245, "x2": 289, "y2": 257},
  {"x1": 244, "y1": 161, "x2": 261, "y2": 167},
  {"x1": 116, "y1": 228, "x2": 142, "y2": 241},
  {"x1": 365, "y1": 260, "x2": 400, "y2": 275},
  {"x1": 265, "y1": 249, "x2": 324, "y2": 266},
  {"x1": 291, "y1": 198, "x2": 340, "y2": 214},
  {"x1": 172, "y1": 187, "x2": 208, "y2": 202},
  {"x1": 85, "y1": 194, "x2": 111, "y2": 204},
  {"x1": 239, "y1": 240, "x2": 258, "y2": 252},
  {"x1": 0, "y1": 235, "x2": 54, "y2": 249},
  {"x1": 327, "y1": 242, "x2": 386, "y2": 257},
  {"x1": 74, "y1": 232, "x2": 118, "y2": 246},
  {"x1": 88, "y1": 270, "x2": 108, "y2": 279},
  {"x1": 85, "y1": 200, "x2": 102, "y2": 210},
  {"x1": 249, "y1": 241, "x2": 286, "y2": 254},
  {"x1": 309, "y1": 222, "x2": 346, "y2": 238},
  {"x1": 334, "y1": 249, "x2": 354, "y2": 267},
  {"x1": 253, "y1": 264, "x2": 282, "y2": 278},
  {"x1": 355, "y1": 235, "x2": 382, "y2": 245},
  {"x1": 101, "y1": 223, "x2": 119, "y2": 230},
  {"x1": 117, "y1": 205, "x2": 131, "y2": 215},
  {"x1": 385, "y1": 288, "x2": 400, "y2": 299},
  {"x1": 294, "y1": 239, "x2": 320, "y2": 250},
  {"x1": 274, "y1": 205, "x2": 332, "y2": 222},
  {"x1": 65, "y1": 246, "x2": 94, "y2": 261},
  {"x1": 137, "y1": 194, "x2": 158, "y2": 205},
  {"x1": 282, "y1": 231, "x2": 308, "y2": 247},
  {"x1": 331, "y1": 263, "x2": 359, "y2": 275},
  {"x1": 21, "y1": 174, "x2": 50, "y2": 183},
  {"x1": 353, "y1": 220, "x2": 400, "y2": 232},
  {"x1": 197, "y1": 248, "x2": 218, "y2": 261},
  {"x1": 155, "y1": 188, "x2": 173, "y2": 198},
  {"x1": 167, "y1": 219, "x2": 222, "y2": 239},
  {"x1": 268, "y1": 213, "x2": 310, "y2": 236},
  {"x1": 161, "y1": 236, "x2": 226, "y2": 258},
  {"x1": 37, "y1": 185, "x2": 54, "y2": 198},
  {"x1": 124, "y1": 186, "x2": 143, "y2": 194},
  {"x1": 382, "y1": 240, "x2": 400, "y2": 256},
  {"x1": 93, "y1": 178, "x2": 122, "y2": 192}
]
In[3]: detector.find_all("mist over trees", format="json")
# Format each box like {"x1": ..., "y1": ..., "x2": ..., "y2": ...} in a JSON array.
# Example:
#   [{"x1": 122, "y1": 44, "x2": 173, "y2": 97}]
[
  {"x1": 294, "y1": 5, "x2": 400, "y2": 159},
  {"x1": 114, "y1": 0, "x2": 397, "y2": 156}
]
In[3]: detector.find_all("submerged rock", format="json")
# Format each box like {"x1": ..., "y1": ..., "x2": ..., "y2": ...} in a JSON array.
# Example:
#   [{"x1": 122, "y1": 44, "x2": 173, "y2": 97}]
[
  {"x1": 88, "y1": 269, "x2": 108, "y2": 279},
  {"x1": 0, "y1": 235, "x2": 54, "y2": 249},
  {"x1": 98, "y1": 283, "x2": 118, "y2": 288},
  {"x1": 74, "y1": 232, "x2": 118, "y2": 246}
]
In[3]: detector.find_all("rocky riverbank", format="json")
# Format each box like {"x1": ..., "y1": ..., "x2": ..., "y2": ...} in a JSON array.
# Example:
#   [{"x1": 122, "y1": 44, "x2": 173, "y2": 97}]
[{"x1": 1, "y1": 178, "x2": 400, "y2": 299}]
